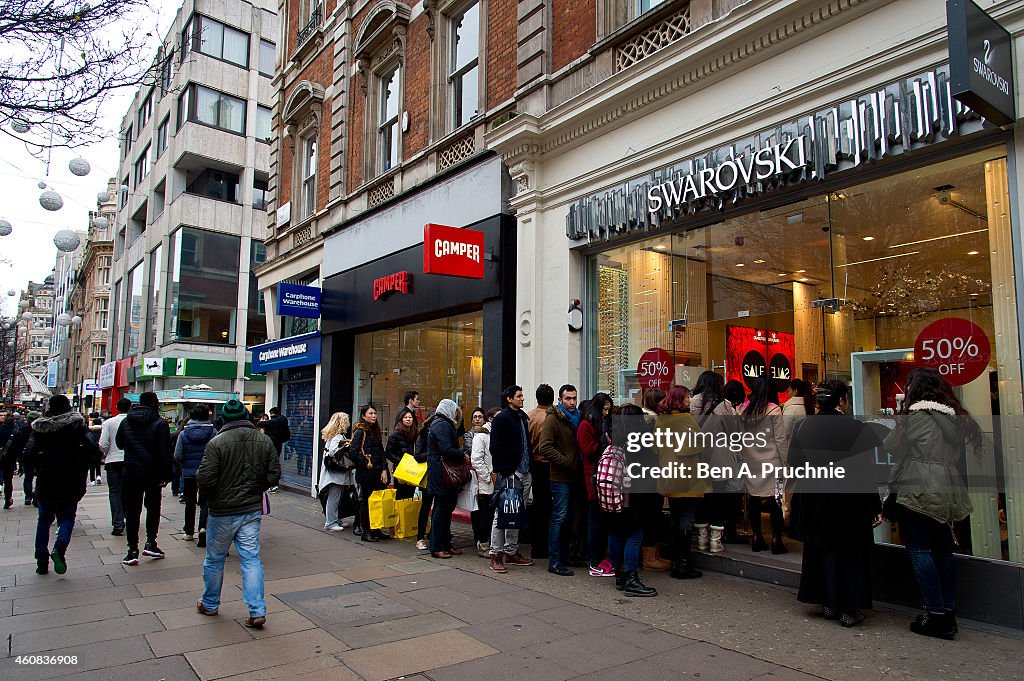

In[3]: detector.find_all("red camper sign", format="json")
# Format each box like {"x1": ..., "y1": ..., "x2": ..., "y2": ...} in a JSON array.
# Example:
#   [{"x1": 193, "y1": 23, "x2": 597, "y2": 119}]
[{"x1": 423, "y1": 223, "x2": 485, "y2": 279}]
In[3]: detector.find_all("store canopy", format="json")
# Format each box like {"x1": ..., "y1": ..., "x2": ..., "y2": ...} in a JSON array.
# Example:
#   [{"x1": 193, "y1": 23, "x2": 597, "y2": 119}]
[{"x1": 20, "y1": 369, "x2": 51, "y2": 397}]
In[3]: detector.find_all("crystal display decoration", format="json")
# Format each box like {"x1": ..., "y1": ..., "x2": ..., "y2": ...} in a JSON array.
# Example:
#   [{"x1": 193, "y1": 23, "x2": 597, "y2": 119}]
[
  {"x1": 0, "y1": 219, "x2": 11, "y2": 236},
  {"x1": 68, "y1": 158, "x2": 91, "y2": 176},
  {"x1": 53, "y1": 229, "x2": 81, "y2": 252},
  {"x1": 39, "y1": 190, "x2": 64, "y2": 211}
]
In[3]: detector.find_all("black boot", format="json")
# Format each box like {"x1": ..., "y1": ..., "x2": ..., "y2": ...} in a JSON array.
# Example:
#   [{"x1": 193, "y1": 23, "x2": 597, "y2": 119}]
[
  {"x1": 624, "y1": 570, "x2": 657, "y2": 597},
  {"x1": 614, "y1": 565, "x2": 626, "y2": 591},
  {"x1": 910, "y1": 612, "x2": 955, "y2": 640},
  {"x1": 670, "y1": 532, "x2": 702, "y2": 579}
]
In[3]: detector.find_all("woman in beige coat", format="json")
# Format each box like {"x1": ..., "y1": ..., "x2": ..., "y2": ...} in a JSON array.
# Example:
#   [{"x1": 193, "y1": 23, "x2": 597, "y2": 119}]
[{"x1": 741, "y1": 375, "x2": 789, "y2": 554}]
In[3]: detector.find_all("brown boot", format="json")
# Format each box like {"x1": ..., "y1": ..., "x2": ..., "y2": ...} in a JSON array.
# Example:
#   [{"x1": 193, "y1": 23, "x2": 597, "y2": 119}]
[
  {"x1": 641, "y1": 546, "x2": 670, "y2": 572},
  {"x1": 489, "y1": 552, "x2": 507, "y2": 573}
]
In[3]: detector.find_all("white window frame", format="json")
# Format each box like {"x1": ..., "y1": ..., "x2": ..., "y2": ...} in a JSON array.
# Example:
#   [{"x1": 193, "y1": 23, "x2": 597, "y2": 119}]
[
  {"x1": 377, "y1": 64, "x2": 401, "y2": 175},
  {"x1": 448, "y1": 2, "x2": 482, "y2": 130},
  {"x1": 300, "y1": 134, "x2": 317, "y2": 219}
]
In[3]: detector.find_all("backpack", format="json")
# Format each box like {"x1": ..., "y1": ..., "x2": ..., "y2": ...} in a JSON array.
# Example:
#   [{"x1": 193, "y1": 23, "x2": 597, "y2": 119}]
[{"x1": 594, "y1": 445, "x2": 627, "y2": 513}]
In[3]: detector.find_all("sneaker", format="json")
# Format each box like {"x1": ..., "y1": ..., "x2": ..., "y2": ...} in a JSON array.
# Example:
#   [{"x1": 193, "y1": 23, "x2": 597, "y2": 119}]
[
  {"x1": 326, "y1": 523, "x2": 345, "y2": 532},
  {"x1": 268, "y1": 486, "x2": 279, "y2": 493},
  {"x1": 589, "y1": 559, "x2": 615, "y2": 577},
  {"x1": 95, "y1": 477, "x2": 103, "y2": 485},
  {"x1": 36, "y1": 561, "x2": 48, "y2": 575},
  {"x1": 50, "y1": 550, "x2": 67, "y2": 575},
  {"x1": 111, "y1": 527, "x2": 124, "y2": 536},
  {"x1": 142, "y1": 542, "x2": 166, "y2": 558},
  {"x1": 182, "y1": 534, "x2": 194, "y2": 541},
  {"x1": 122, "y1": 548, "x2": 140, "y2": 566},
  {"x1": 505, "y1": 553, "x2": 534, "y2": 566},
  {"x1": 415, "y1": 539, "x2": 428, "y2": 550},
  {"x1": 196, "y1": 530, "x2": 206, "y2": 548}
]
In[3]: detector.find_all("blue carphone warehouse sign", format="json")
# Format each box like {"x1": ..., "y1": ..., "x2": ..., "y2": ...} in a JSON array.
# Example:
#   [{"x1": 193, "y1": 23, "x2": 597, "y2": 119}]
[
  {"x1": 276, "y1": 283, "x2": 321, "y2": 318},
  {"x1": 249, "y1": 332, "x2": 321, "y2": 374}
]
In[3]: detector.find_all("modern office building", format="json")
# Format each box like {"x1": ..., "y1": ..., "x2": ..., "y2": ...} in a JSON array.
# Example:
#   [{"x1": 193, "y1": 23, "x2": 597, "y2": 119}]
[{"x1": 105, "y1": 0, "x2": 278, "y2": 419}]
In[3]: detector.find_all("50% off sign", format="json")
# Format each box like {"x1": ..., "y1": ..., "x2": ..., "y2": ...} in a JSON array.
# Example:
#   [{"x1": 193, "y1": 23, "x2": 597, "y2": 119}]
[
  {"x1": 914, "y1": 318, "x2": 991, "y2": 386},
  {"x1": 637, "y1": 348, "x2": 673, "y2": 391}
]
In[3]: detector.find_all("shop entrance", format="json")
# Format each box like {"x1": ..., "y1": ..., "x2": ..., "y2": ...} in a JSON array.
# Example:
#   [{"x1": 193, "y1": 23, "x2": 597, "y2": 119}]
[
  {"x1": 353, "y1": 310, "x2": 484, "y2": 433},
  {"x1": 591, "y1": 147, "x2": 1022, "y2": 563}
]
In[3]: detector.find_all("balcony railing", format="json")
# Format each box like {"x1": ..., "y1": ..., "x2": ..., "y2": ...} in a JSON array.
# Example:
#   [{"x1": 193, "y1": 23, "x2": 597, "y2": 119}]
[{"x1": 296, "y1": 4, "x2": 323, "y2": 49}]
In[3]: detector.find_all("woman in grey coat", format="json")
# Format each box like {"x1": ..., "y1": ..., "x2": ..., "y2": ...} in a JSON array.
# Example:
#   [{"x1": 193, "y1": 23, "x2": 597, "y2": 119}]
[{"x1": 884, "y1": 368, "x2": 982, "y2": 641}]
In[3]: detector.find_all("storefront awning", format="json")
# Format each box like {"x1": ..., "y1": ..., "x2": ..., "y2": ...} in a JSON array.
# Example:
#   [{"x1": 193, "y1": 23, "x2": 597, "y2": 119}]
[{"x1": 20, "y1": 369, "x2": 51, "y2": 397}]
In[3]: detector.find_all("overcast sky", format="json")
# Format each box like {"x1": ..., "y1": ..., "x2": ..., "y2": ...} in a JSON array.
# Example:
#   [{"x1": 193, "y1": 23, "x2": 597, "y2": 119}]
[{"x1": 0, "y1": 0, "x2": 183, "y2": 317}]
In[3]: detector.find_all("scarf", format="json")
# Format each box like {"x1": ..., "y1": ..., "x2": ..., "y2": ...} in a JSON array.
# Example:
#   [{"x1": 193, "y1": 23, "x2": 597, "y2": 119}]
[{"x1": 557, "y1": 403, "x2": 581, "y2": 429}]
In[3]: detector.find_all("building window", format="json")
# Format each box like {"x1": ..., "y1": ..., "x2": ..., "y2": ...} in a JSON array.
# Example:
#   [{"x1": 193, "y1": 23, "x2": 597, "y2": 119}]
[
  {"x1": 186, "y1": 168, "x2": 240, "y2": 203},
  {"x1": 160, "y1": 53, "x2": 175, "y2": 95},
  {"x1": 166, "y1": 227, "x2": 240, "y2": 345},
  {"x1": 156, "y1": 117, "x2": 169, "y2": 157},
  {"x1": 246, "y1": 240, "x2": 267, "y2": 347},
  {"x1": 96, "y1": 298, "x2": 108, "y2": 330},
  {"x1": 122, "y1": 125, "x2": 133, "y2": 159},
  {"x1": 449, "y1": 3, "x2": 480, "y2": 129},
  {"x1": 253, "y1": 179, "x2": 269, "y2": 211},
  {"x1": 97, "y1": 256, "x2": 111, "y2": 286},
  {"x1": 137, "y1": 90, "x2": 153, "y2": 129},
  {"x1": 119, "y1": 175, "x2": 129, "y2": 208},
  {"x1": 637, "y1": 0, "x2": 666, "y2": 14},
  {"x1": 259, "y1": 40, "x2": 275, "y2": 76},
  {"x1": 123, "y1": 264, "x2": 144, "y2": 357},
  {"x1": 300, "y1": 135, "x2": 317, "y2": 218},
  {"x1": 145, "y1": 244, "x2": 162, "y2": 352},
  {"x1": 182, "y1": 14, "x2": 249, "y2": 68},
  {"x1": 256, "y1": 106, "x2": 272, "y2": 143},
  {"x1": 378, "y1": 65, "x2": 400, "y2": 174},
  {"x1": 177, "y1": 83, "x2": 246, "y2": 134},
  {"x1": 134, "y1": 145, "x2": 150, "y2": 187}
]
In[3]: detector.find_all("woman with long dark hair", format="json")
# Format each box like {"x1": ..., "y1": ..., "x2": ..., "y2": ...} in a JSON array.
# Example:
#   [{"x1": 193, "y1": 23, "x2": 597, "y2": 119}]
[
  {"x1": 884, "y1": 367, "x2": 982, "y2": 640},
  {"x1": 350, "y1": 404, "x2": 389, "y2": 542},
  {"x1": 386, "y1": 407, "x2": 419, "y2": 501},
  {"x1": 690, "y1": 371, "x2": 739, "y2": 553},
  {"x1": 656, "y1": 385, "x2": 707, "y2": 579},
  {"x1": 788, "y1": 380, "x2": 882, "y2": 628},
  {"x1": 742, "y1": 375, "x2": 789, "y2": 554},
  {"x1": 578, "y1": 392, "x2": 614, "y2": 576}
]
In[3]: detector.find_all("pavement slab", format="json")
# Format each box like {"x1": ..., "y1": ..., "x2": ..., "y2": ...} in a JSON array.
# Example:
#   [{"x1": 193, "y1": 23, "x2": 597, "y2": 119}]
[
  {"x1": 145, "y1": 619, "x2": 254, "y2": 657},
  {"x1": 10, "y1": 612, "x2": 163, "y2": 655},
  {"x1": 185, "y1": 628, "x2": 349, "y2": 680},
  {"x1": 338, "y1": 629, "x2": 500, "y2": 681}
]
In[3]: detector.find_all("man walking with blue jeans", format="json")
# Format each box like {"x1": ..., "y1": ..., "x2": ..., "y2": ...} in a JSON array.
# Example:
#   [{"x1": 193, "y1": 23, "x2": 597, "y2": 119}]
[
  {"x1": 196, "y1": 400, "x2": 280, "y2": 628},
  {"x1": 539, "y1": 384, "x2": 580, "y2": 576}
]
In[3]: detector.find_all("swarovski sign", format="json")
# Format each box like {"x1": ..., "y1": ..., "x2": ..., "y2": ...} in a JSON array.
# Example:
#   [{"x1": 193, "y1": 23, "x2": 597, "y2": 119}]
[
  {"x1": 567, "y1": 64, "x2": 986, "y2": 241},
  {"x1": 947, "y1": 0, "x2": 1014, "y2": 126}
]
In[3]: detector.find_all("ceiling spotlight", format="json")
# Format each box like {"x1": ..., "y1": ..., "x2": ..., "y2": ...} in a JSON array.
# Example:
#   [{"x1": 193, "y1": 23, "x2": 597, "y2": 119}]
[
  {"x1": 735, "y1": 263, "x2": 745, "y2": 267},
  {"x1": 796, "y1": 269, "x2": 806, "y2": 273},
  {"x1": 967, "y1": 250, "x2": 979, "y2": 255},
  {"x1": 862, "y1": 236, "x2": 875, "y2": 241},
  {"x1": 799, "y1": 277, "x2": 810, "y2": 282},
  {"x1": 777, "y1": 273, "x2": 787, "y2": 277},
  {"x1": 753, "y1": 259, "x2": 765, "y2": 264},
  {"x1": 654, "y1": 244, "x2": 667, "y2": 250}
]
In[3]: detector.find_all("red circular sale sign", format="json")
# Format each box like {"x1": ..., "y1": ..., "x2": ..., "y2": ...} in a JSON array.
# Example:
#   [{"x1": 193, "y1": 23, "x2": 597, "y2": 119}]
[
  {"x1": 637, "y1": 347, "x2": 673, "y2": 392},
  {"x1": 914, "y1": 318, "x2": 991, "y2": 386}
]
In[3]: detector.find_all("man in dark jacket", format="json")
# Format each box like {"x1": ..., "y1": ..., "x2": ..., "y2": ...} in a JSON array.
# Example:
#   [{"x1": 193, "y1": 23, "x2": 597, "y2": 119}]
[
  {"x1": 487, "y1": 385, "x2": 534, "y2": 572},
  {"x1": 22, "y1": 396, "x2": 100, "y2": 575},
  {"x1": 116, "y1": 391, "x2": 173, "y2": 565},
  {"x1": 261, "y1": 407, "x2": 290, "y2": 491},
  {"x1": 174, "y1": 405, "x2": 218, "y2": 545},
  {"x1": 539, "y1": 384, "x2": 581, "y2": 576},
  {"x1": 1, "y1": 413, "x2": 17, "y2": 509},
  {"x1": 196, "y1": 399, "x2": 280, "y2": 628},
  {"x1": 5, "y1": 411, "x2": 40, "y2": 506}
]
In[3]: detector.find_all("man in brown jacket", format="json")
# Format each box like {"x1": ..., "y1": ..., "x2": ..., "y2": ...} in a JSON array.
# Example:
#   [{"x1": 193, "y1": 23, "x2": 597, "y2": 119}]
[
  {"x1": 527, "y1": 384, "x2": 554, "y2": 560},
  {"x1": 538, "y1": 384, "x2": 580, "y2": 575}
]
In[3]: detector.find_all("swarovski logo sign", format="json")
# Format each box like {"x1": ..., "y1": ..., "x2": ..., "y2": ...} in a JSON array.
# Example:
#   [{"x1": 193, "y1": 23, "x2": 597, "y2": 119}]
[
  {"x1": 567, "y1": 64, "x2": 985, "y2": 241},
  {"x1": 948, "y1": 0, "x2": 1014, "y2": 125}
]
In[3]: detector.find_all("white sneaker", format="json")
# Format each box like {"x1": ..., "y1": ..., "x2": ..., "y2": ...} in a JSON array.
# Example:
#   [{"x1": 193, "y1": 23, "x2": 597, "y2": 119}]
[
  {"x1": 268, "y1": 486, "x2": 279, "y2": 493},
  {"x1": 329, "y1": 524, "x2": 345, "y2": 532},
  {"x1": 183, "y1": 534, "x2": 194, "y2": 541},
  {"x1": 415, "y1": 539, "x2": 428, "y2": 550}
]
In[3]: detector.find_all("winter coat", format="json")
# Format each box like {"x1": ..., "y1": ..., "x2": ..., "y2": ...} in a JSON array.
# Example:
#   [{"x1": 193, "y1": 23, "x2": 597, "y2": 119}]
[
  {"x1": 426, "y1": 413, "x2": 466, "y2": 497},
  {"x1": 470, "y1": 422, "x2": 494, "y2": 495},
  {"x1": 115, "y1": 405, "x2": 173, "y2": 484},
  {"x1": 526, "y1": 405, "x2": 548, "y2": 462},
  {"x1": 0, "y1": 420, "x2": 14, "y2": 454},
  {"x1": 23, "y1": 412, "x2": 100, "y2": 505},
  {"x1": 490, "y1": 406, "x2": 530, "y2": 476},
  {"x1": 787, "y1": 410, "x2": 882, "y2": 546},
  {"x1": 349, "y1": 422, "x2": 387, "y2": 488},
  {"x1": 782, "y1": 400, "x2": 810, "y2": 444},
  {"x1": 319, "y1": 434, "x2": 354, "y2": 488},
  {"x1": 655, "y1": 411, "x2": 709, "y2": 498},
  {"x1": 577, "y1": 419, "x2": 606, "y2": 502},
  {"x1": 174, "y1": 421, "x2": 218, "y2": 478},
  {"x1": 262, "y1": 414, "x2": 292, "y2": 449},
  {"x1": 3, "y1": 422, "x2": 32, "y2": 470},
  {"x1": 385, "y1": 429, "x2": 415, "y2": 468},
  {"x1": 538, "y1": 406, "x2": 580, "y2": 483},
  {"x1": 884, "y1": 401, "x2": 974, "y2": 523},
  {"x1": 741, "y1": 403, "x2": 788, "y2": 497},
  {"x1": 196, "y1": 420, "x2": 280, "y2": 517},
  {"x1": 690, "y1": 393, "x2": 741, "y2": 478}
]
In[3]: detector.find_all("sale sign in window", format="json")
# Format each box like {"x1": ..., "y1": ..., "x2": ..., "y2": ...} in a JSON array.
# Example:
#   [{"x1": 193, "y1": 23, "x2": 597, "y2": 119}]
[
  {"x1": 913, "y1": 318, "x2": 991, "y2": 386},
  {"x1": 726, "y1": 326, "x2": 795, "y2": 402}
]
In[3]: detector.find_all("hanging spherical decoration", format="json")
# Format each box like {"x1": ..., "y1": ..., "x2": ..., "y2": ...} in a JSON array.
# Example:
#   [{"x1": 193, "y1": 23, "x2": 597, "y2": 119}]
[
  {"x1": 0, "y1": 219, "x2": 11, "y2": 236},
  {"x1": 17, "y1": 325, "x2": 26, "y2": 333},
  {"x1": 119, "y1": 184, "x2": 129, "y2": 194},
  {"x1": 10, "y1": 121, "x2": 29, "y2": 134},
  {"x1": 7, "y1": 340, "x2": 14, "y2": 347},
  {"x1": 53, "y1": 229, "x2": 81, "y2": 252},
  {"x1": 92, "y1": 216, "x2": 109, "y2": 230},
  {"x1": 18, "y1": 300, "x2": 29, "y2": 309},
  {"x1": 21, "y1": 312, "x2": 32, "y2": 321},
  {"x1": 97, "y1": 191, "x2": 110, "y2": 203},
  {"x1": 6, "y1": 289, "x2": 15, "y2": 296},
  {"x1": 2, "y1": 322, "x2": 9, "y2": 330},
  {"x1": 43, "y1": 327, "x2": 53, "y2": 338},
  {"x1": 39, "y1": 190, "x2": 64, "y2": 211},
  {"x1": 71, "y1": 315, "x2": 83, "y2": 326},
  {"x1": 56, "y1": 313, "x2": 72, "y2": 327},
  {"x1": 37, "y1": 181, "x2": 47, "y2": 189},
  {"x1": 68, "y1": 158, "x2": 91, "y2": 176}
]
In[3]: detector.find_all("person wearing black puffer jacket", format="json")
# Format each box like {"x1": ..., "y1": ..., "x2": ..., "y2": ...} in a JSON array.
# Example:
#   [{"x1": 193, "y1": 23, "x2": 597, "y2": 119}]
[
  {"x1": 116, "y1": 392, "x2": 173, "y2": 566},
  {"x1": 22, "y1": 396, "x2": 100, "y2": 575},
  {"x1": 350, "y1": 404, "x2": 389, "y2": 541},
  {"x1": 174, "y1": 405, "x2": 218, "y2": 545}
]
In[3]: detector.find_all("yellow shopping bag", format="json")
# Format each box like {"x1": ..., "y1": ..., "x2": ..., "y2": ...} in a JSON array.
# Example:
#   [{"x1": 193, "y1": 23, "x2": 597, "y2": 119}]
[
  {"x1": 393, "y1": 453, "x2": 427, "y2": 488},
  {"x1": 393, "y1": 498, "x2": 422, "y2": 539},
  {"x1": 368, "y1": 488, "x2": 398, "y2": 529}
]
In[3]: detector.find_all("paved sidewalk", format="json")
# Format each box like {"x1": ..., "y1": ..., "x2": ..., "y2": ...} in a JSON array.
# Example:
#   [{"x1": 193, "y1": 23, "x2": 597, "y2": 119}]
[{"x1": 0, "y1": 485, "x2": 1020, "y2": 681}]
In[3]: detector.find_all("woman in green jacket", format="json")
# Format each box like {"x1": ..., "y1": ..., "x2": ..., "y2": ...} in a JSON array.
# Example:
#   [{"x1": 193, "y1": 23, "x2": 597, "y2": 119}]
[{"x1": 883, "y1": 368, "x2": 983, "y2": 641}]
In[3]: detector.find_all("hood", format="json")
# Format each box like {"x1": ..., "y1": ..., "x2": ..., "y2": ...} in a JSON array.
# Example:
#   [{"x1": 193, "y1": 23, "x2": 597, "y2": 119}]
[
  {"x1": 909, "y1": 400, "x2": 961, "y2": 443},
  {"x1": 546, "y1": 405, "x2": 570, "y2": 422},
  {"x1": 185, "y1": 420, "x2": 216, "y2": 430},
  {"x1": 219, "y1": 420, "x2": 255, "y2": 433},
  {"x1": 32, "y1": 411, "x2": 85, "y2": 433},
  {"x1": 435, "y1": 399, "x2": 459, "y2": 424},
  {"x1": 126, "y1": 405, "x2": 160, "y2": 426}
]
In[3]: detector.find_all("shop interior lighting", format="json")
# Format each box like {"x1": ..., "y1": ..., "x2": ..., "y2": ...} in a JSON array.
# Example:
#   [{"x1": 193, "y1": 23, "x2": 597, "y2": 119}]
[
  {"x1": 786, "y1": 213, "x2": 803, "y2": 224},
  {"x1": 862, "y1": 236, "x2": 874, "y2": 241},
  {"x1": 838, "y1": 250, "x2": 920, "y2": 267},
  {"x1": 967, "y1": 250, "x2": 979, "y2": 255},
  {"x1": 887, "y1": 228, "x2": 987, "y2": 249},
  {"x1": 754, "y1": 259, "x2": 765, "y2": 264},
  {"x1": 735, "y1": 263, "x2": 745, "y2": 267},
  {"x1": 654, "y1": 244, "x2": 668, "y2": 250},
  {"x1": 796, "y1": 269, "x2": 806, "y2": 273}
]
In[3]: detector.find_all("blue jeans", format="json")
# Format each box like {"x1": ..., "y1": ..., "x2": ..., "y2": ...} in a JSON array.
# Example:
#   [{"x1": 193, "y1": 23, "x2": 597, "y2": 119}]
[
  {"x1": 548, "y1": 481, "x2": 572, "y2": 567},
  {"x1": 900, "y1": 509, "x2": 957, "y2": 613},
  {"x1": 202, "y1": 511, "x2": 266, "y2": 617},
  {"x1": 608, "y1": 526, "x2": 643, "y2": 573},
  {"x1": 35, "y1": 500, "x2": 77, "y2": 563}
]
